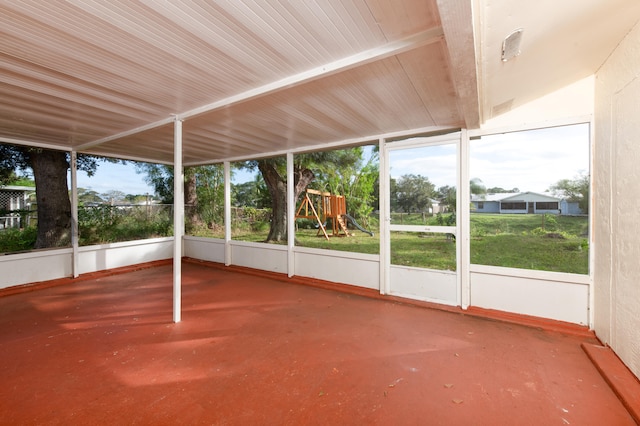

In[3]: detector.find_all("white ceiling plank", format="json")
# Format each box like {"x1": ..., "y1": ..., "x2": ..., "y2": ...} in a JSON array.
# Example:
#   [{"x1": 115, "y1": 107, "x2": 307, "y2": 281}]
[
  {"x1": 177, "y1": 26, "x2": 444, "y2": 121},
  {"x1": 76, "y1": 119, "x2": 175, "y2": 151},
  {"x1": 74, "y1": 26, "x2": 443, "y2": 154}
]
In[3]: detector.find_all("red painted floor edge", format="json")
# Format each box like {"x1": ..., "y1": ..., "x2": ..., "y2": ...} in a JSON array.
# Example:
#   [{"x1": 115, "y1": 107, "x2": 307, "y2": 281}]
[
  {"x1": 183, "y1": 257, "x2": 594, "y2": 338},
  {"x1": 582, "y1": 343, "x2": 640, "y2": 424},
  {"x1": 463, "y1": 306, "x2": 594, "y2": 338},
  {"x1": 0, "y1": 259, "x2": 172, "y2": 298},
  {"x1": 1, "y1": 256, "x2": 594, "y2": 339}
]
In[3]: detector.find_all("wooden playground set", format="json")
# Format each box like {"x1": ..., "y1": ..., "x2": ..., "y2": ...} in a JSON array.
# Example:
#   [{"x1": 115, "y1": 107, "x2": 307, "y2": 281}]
[{"x1": 295, "y1": 189, "x2": 373, "y2": 240}]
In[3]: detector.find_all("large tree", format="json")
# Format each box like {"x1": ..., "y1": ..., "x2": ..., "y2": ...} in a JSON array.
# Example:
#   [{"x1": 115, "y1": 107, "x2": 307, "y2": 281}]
[
  {"x1": 308, "y1": 146, "x2": 378, "y2": 226},
  {"x1": 251, "y1": 157, "x2": 315, "y2": 242},
  {"x1": 232, "y1": 176, "x2": 269, "y2": 208},
  {"x1": 135, "y1": 148, "x2": 375, "y2": 242},
  {"x1": 136, "y1": 163, "x2": 197, "y2": 227},
  {"x1": 136, "y1": 163, "x2": 225, "y2": 230},
  {"x1": 391, "y1": 174, "x2": 435, "y2": 213},
  {"x1": 549, "y1": 172, "x2": 589, "y2": 214},
  {"x1": 77, "y1": 188, "x2": 105, "y2": 206},
  {"x1": 437, "y1": 185, "x2": 457, "y2": 212},
  {"x1": 30, "y1": 149, "x2": 72, "y2": 248},
  {"x1": 470, "y1": 177, "x2": 487, "y2": 196},
  {"x1": 194, "y1": 164, "x2": 225, "y2": 228},
  {"x1": 487, "y1": 186, "x2": 520, "y2": 194},
  {"x1": 0, "y1": 144, "x2": 117, "y2": 248},
  {"x1": 238, "y1": 149, "x2": 369, "y2": 242}
]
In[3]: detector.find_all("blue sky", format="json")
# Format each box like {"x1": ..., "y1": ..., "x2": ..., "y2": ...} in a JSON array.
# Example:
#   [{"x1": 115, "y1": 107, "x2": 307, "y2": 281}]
[
  {"x1": 74, "y1": 161, "x2": 258, "y2": 197},
  {"x1": 74, "y1": 162, "x2": 154, "y2": 195}
]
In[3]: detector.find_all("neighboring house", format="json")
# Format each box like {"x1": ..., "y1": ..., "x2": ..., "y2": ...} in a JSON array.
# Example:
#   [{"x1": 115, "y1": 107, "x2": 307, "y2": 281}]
[
  {"x1": 0, "y1": 186, "x2": 35, "y2": 229},
  {"x1": 430, "y1": 198, "x2": 446, "y2": 215},
  {"x1": 471, "y1": 191, "x2": 581, "y2": 215}
]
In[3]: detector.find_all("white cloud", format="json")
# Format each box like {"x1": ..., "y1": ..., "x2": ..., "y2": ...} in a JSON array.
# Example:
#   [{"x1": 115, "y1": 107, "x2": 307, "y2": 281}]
[
  {"x1": 388, "y1": 123, "x2": 589, "y2": 193},
  {"x1": 390, "y1": 144, "x2": 457, "y2": 188},
  {"x1": 470, "y1": 124, "x2": 589, "y2": 192}
]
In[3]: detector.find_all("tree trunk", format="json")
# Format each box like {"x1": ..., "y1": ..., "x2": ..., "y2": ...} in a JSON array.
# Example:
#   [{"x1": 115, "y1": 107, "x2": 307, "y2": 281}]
[
  {"x1": 257, "y1": 160, "x2": 316, "y2": 242},
  {"x1": 258, "y1": 160, "x2": 287, "y2": 242},
  {"x1": 294, "y1": 167, "x2": 314, "y2": 201},
  {"x1": 30, "y1": 149, "x2": 71, "y2": 248},
  {"x1": 184, "y1": 170, "x2": 202, "y2": 230}
]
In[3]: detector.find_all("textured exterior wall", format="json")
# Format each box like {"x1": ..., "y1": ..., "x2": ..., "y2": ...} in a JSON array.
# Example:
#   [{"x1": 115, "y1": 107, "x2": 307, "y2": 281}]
[
  {"x1": 482, "y1": 76, "x2": 594, "y2": 131},
  {"x1": 594, "y1": 20, "x2": 640, "y2": 379}
]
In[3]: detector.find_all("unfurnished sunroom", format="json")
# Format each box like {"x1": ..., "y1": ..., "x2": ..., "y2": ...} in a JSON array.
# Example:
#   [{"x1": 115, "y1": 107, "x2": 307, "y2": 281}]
[{"x1": 1, "y1": 0, "x2": 640, "y2": 419}]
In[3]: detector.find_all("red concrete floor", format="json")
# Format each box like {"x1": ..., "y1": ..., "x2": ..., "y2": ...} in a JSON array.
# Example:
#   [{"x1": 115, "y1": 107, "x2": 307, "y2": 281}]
[{"x1": 0, "y1": 261, "x2": 635, "y2": 425}]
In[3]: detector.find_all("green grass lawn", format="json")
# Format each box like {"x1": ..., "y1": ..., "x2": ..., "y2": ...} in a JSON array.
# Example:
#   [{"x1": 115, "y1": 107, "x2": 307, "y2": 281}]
[
  {"x1": 295, "y1": 213, "x2": 589, "y2": 274},
  {"x1": 294, "y1": 228, "x2": 380, "y2": 253},
  {"x1": 295, "y1": 228, "x2": 457, "y2": 272},
  {"x1": 212, "y1": 214, "x2": 589, "y2": 274},
  {"x1": 470, "y1": 213, "x2": 588, "y2": 237},
  {"x1": 390, "y1": 232, "x2": 456, "y2": 271},
  {"x1": 469, "y1": 213, "x2": 589, "y2": 274},
  {"x1": 41, "y1": 211, "x2": 584, "y2": 275},
  {"x1": 471, "y1": 234, "x2": 587, "y2": 274}
]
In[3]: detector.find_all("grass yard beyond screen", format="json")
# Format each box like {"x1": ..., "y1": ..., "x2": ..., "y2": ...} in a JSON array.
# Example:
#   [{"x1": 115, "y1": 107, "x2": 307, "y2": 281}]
[{"x1": 295, "y1": 214, "x2": 589, "y2": 274}]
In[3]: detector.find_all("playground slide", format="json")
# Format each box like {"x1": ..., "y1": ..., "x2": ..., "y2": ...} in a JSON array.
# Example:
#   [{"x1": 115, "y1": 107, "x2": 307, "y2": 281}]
[{"x1": 343, "y1": 214, "x2": 374, "y2": 236}]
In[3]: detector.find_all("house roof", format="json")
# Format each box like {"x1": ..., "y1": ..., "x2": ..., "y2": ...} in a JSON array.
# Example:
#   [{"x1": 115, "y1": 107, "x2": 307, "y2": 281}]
[
  {"x1": 0, "y1": 186, "x2": 36, "y2": 192},
  {"x1": 499, "y1": 192, "x2": 560, "y2": 202},
  {"x1": 1, "y1": 1, "x2": 639, "y2": 165},
  {"x1": 472, "y1": 192, "x2": 519, "y2": 202},
  {"x1": 472, "y1": 192, "x2": 561, "y2": 202}
]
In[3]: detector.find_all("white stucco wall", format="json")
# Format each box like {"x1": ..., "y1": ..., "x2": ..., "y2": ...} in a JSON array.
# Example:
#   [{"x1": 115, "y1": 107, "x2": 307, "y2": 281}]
[
  {"x1": 481, "y1": 76, "x2": 594, "y2": 132},
  {"x1": 594, "y1": 20, "x2": 640, "y2": 379}
]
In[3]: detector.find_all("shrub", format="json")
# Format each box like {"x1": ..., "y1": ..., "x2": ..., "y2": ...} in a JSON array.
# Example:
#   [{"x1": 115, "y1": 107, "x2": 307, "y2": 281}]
[
  {"x1": 0, "y1": 227, "x2": 37, "y2": 253},
  {"x1": 445, "y1": 212, "x2": 456, "y2": 226},
  {"x1": 435, "y1": 212, "x2": 444, "y2": 225}
]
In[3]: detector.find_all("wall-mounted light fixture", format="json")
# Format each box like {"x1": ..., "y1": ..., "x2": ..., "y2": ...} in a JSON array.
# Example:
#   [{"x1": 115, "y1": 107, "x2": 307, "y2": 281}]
[{"x1": 501, "y1": 28, "x2": 524, "y2": 61}]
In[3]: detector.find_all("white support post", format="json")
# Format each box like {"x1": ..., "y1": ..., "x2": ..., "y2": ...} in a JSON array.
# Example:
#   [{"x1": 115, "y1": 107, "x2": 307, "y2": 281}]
[
  {"x1": 224, "y1": 161, "x2": 231, "y2": 266},
  {"x1": 70, "y1": 151, "x2": 79, "y2": 278},
  {"x1": 458, "y1": 129, "x2": 471, "y2": 309},
  {"x1": 287, "y1": 152, "x2": 295, "y2": 277},
  {"x1": 173, "y1": 118, "x2": 184, "y2": 323},
  {"x1": 379, "y1": 138, "x2": 390, "y2": 295}
]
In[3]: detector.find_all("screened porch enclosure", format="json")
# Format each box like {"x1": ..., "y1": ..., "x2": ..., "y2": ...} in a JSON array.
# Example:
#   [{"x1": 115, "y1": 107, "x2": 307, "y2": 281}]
[
  {"x1": 2, "y1": 0, "x2": 640, "y2": 407},
  {"x1": 0, "y1": 0, "x2": 613, "y2": 329}
]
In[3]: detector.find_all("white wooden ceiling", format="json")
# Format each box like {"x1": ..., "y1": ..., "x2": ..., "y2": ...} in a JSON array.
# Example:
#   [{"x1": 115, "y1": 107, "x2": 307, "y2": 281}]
[{"x1": 1, "y1": 1, "x2": 639, "y2": 165}]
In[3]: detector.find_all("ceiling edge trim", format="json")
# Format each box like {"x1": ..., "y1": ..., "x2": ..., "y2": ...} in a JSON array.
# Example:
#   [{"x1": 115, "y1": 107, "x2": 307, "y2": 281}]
[
  {"x1": 80, "y1": 150, "x2": 174, "y2": 165},
  {"x1": 183, "y1": 124, "x2": 458, "y2": 166},
  {"x1": 0, "y1": 137, "x2": 72, "y2": 153}
]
